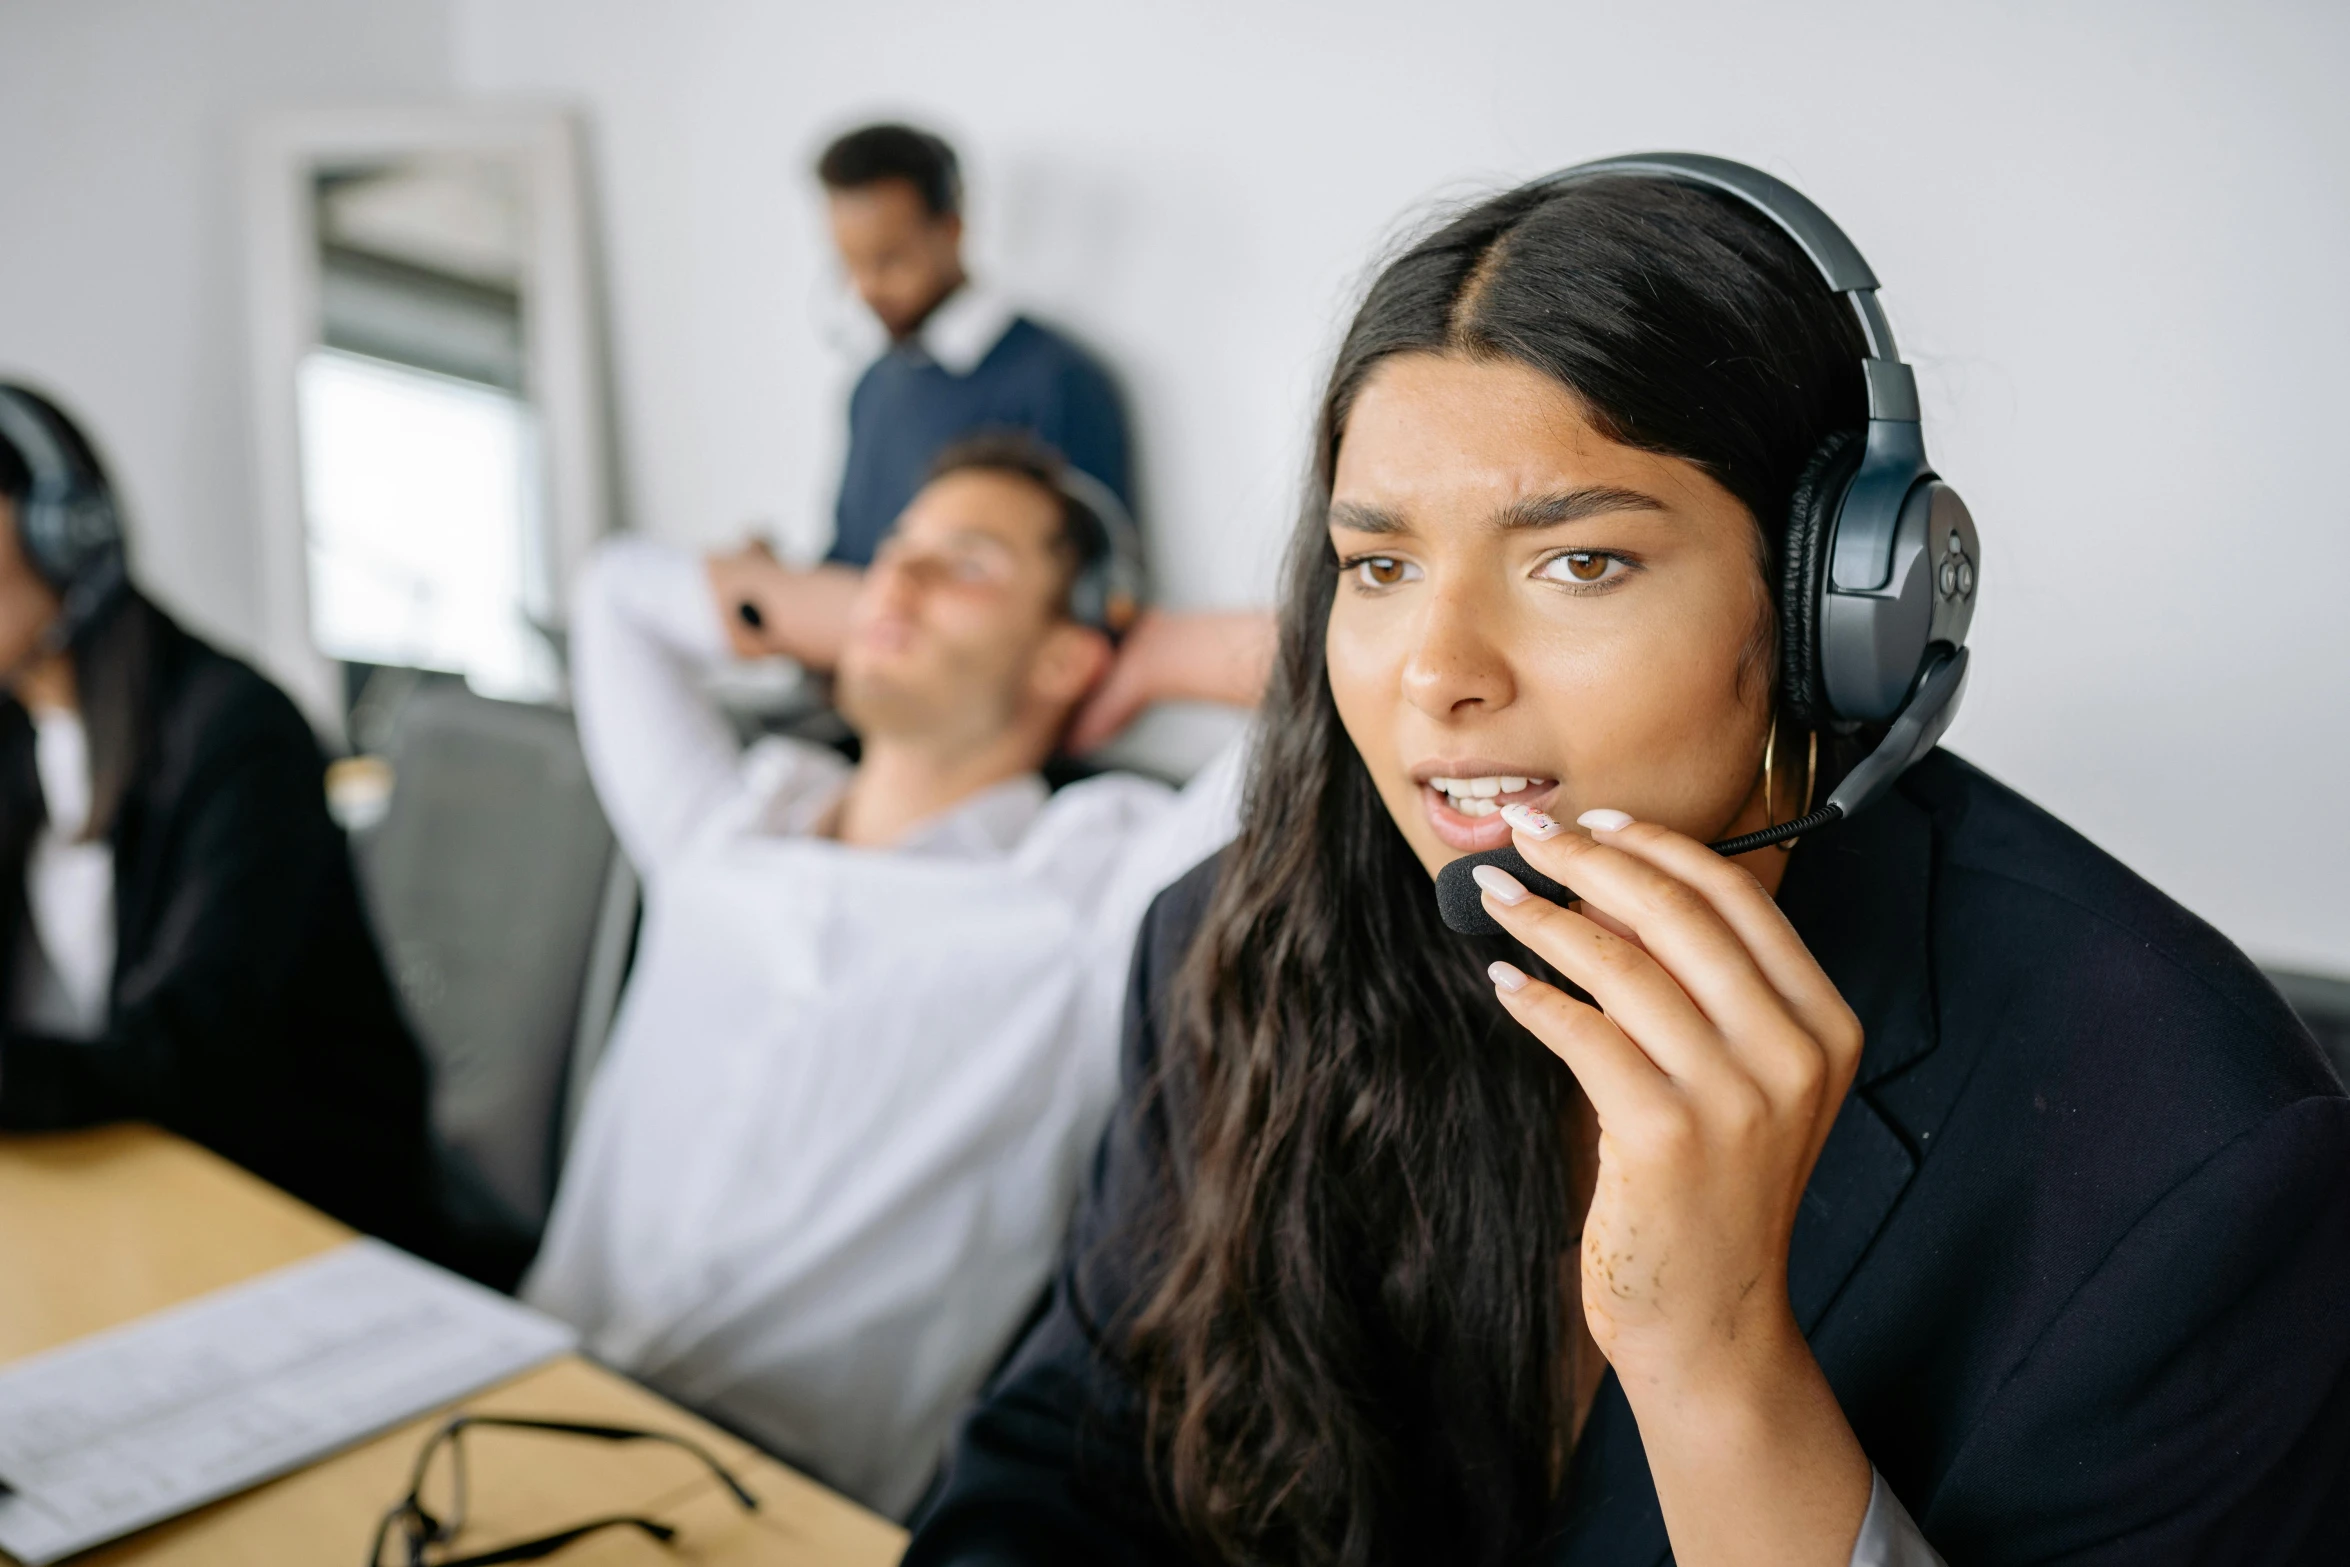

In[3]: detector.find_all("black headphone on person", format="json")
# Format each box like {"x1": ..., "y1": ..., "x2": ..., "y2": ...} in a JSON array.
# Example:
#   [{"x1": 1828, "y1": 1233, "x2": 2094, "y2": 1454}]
[
  {"x1": 1436, "y1": 153, "x2": 1981, "y2": 935},
  {"x1": 0, "y1": 382, "x2": 131, "y2": 657},
  {"x1": 1052, "y1": 464, "x2": 1149, "y2": 641}
]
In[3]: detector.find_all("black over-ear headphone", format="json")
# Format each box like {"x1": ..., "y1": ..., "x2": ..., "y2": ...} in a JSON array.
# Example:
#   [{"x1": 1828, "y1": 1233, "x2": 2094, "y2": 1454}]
[
  {"x1": 1052, "y1": 465, "x2": 1149, "y2": 641},
  {"x1": 0, "y1": 383, "x2": 131, "y2": 656},
  {"x1": 1436, "y1": 153, "x2": 1981, "y2": 935}
]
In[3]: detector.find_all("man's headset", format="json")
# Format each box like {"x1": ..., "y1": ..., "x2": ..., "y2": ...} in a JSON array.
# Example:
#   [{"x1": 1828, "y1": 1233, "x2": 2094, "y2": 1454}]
[
  {"x1": 1436, "y1": 153, "x2": 1980, "y2": 936},
  {"x1": 0, "y1": 383, "x2": 131, "y2": 658},
  {"x1": 1051, "y1": 465, "x2": 1148, "y2": 641}
]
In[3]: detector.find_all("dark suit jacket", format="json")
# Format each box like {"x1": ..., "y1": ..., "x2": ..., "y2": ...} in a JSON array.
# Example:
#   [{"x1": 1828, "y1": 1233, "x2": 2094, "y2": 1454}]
[
  {"x1": 906, "y1": 750, "x2": 2350, "y2": 1564},
  {"x1": 0, "y1": 599, "x2": 444, "y2": 1258}
]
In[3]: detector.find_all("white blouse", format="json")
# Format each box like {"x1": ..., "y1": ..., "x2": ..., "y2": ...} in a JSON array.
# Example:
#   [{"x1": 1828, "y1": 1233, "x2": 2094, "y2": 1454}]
[{"x1": 11, "y1": 707, "x2": 115, "y2": 1040}]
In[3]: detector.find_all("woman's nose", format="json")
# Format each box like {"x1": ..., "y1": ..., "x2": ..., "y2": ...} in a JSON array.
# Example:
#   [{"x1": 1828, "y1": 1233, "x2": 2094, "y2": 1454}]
[{"x1": 1401, "y1": 582, "x2": 1515, "y2": 718}]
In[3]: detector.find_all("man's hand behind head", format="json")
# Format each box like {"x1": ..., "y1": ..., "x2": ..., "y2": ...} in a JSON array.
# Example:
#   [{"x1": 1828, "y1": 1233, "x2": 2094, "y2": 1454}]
[
  {"x1": 705, "y1": 541, "x2": 860, "y2": 670},
  {"x1": 1063, "y1": 609, "x2": 1276, "y2": 755}
]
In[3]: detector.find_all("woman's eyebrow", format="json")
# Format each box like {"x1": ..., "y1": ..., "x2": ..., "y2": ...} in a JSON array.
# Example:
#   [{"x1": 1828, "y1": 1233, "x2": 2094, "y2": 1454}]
[
  {"x1": 1327, "y1": 499, "x2": 1408, "y2": 535},
  {"x1": 1496, "y1": 485, "x2": 1666, "y2": 530},
  {"x1": 1328, "y1": 486, "x2": 1663, "y2": 536}
]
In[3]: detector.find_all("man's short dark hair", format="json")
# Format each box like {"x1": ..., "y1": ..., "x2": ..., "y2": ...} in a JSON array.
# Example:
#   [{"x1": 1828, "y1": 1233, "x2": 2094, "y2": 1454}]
[
  {"x1": 816, "y1": 123, "x2": 961, "y2": 218},
  {"x1": 925, "y1": 432, "x2": 1131, "y2": 633}
]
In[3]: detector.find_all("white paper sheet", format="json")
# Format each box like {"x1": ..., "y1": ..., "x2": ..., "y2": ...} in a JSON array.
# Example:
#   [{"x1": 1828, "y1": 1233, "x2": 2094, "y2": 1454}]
[{"x1": 0, "y1": 1238, "x2": 576, "y2": 1565}]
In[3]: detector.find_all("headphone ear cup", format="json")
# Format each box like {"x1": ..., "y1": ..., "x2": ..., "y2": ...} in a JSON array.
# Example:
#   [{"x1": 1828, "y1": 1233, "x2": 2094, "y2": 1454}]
[{"x1": 1779, "y1": 429, "x2": 1864, "y2": 730}]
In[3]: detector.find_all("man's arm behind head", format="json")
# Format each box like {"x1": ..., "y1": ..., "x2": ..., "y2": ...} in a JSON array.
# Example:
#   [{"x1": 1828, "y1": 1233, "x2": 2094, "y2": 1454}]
[
  {"x1": 1062, "y1": 609, "x2": 1275, "y2": 756},
  {"x1": 705, "y1": 542, "x2": 862, "y2": 671}
]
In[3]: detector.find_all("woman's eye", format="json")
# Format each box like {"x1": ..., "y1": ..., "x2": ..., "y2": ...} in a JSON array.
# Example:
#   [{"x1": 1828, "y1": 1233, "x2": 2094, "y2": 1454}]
[
  {"x1": 1351, "y1": 557, "x2": 1419, "y2": 589},
  {"x1": 1540, "y1": 551, "x2": 1625, "y2": 587}
]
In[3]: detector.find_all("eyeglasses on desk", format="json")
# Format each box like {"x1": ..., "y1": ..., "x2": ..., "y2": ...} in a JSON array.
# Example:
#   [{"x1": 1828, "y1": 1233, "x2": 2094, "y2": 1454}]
[{"x1": 367, "y1": 1413, "x2": 761, "y2": 1566}]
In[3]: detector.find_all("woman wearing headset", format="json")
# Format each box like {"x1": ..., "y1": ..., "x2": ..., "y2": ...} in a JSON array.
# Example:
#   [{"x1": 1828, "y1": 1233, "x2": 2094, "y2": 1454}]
[
  {"x1": 904, "y1": 172, "x2": 2350, "y2": 1563},
  {"x1": 0, "y1": 385, "x2": 459, "y2": 1269}
]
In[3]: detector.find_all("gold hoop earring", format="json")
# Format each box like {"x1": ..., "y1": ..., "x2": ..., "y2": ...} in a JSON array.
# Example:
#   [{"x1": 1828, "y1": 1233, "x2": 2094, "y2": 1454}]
[
  {"x1": 1762, "y1": 715, "x2": 1779, "y2": 828},
  {"x1": 1780, "y1": 726, "x2": 1819, "y2": 852}
]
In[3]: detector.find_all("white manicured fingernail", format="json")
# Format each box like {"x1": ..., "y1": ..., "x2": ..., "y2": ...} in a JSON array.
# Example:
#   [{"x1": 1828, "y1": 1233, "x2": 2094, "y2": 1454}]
[
  {"x1": 1500, "y1": 802, "x2": 1564, "y2": 840},
  {"x1": 1488, "y1": 960, "x2": 1530, "y2": 993},
  {"x1": 1577, "y1": 808, "x2": 1634, "y2": 832},
  {"x1": 1471, "y1": 864, "x2": 1528, "y2": 905}
]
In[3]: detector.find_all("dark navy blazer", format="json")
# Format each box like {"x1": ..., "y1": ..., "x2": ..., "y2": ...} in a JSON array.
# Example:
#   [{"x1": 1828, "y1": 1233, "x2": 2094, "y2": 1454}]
[{"x1": 906, "y1": 750, "x2": 2350, "y2": 1564}]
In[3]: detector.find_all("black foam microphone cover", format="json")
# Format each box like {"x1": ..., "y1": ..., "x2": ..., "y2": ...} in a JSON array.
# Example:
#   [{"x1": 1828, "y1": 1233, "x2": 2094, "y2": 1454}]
[{"x1": 1434, "y1": 845, "x2": 1576, "y2": 936}]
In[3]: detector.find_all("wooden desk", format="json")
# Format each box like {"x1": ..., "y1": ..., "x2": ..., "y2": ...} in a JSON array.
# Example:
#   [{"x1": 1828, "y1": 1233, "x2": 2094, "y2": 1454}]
[{"x1": 0, "y1": 1126, "x2": 907, "y2": 1566}]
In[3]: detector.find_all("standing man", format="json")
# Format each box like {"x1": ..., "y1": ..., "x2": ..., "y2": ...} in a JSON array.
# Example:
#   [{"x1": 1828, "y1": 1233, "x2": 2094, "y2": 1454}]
[{"x1": 817, "y1": 122, "x2": 1132, "y2": 567}]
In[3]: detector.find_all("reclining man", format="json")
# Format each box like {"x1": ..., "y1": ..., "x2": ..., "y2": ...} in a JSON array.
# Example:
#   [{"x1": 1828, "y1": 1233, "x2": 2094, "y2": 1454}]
[{"x1": 524, "y1": 434, "x2": 1270, "y2": 1518}]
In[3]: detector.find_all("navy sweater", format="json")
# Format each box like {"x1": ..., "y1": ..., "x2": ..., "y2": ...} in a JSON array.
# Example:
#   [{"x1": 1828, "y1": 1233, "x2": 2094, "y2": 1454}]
[{"x1": 829, "y1": 316, "x2": 1131, "y2": 567}]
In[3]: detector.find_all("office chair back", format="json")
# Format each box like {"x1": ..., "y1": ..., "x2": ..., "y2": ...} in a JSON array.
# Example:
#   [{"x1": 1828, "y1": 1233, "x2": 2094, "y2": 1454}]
[
  {"x1": 2270, "y1": 970, "x2": 2350, "y2": 1091},
  {"x1": 355, "y1": 682, "x2": 628, "y2": 1233}
]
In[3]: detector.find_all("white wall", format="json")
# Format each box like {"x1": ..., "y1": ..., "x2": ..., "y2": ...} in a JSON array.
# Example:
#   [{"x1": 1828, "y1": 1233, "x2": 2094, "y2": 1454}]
[
  {"x1": 0, "y1": 0, "x2": 455, "y2": 650},
  {"x1": 452, "y1": 0, "x2": 2350, "y2": 975}
]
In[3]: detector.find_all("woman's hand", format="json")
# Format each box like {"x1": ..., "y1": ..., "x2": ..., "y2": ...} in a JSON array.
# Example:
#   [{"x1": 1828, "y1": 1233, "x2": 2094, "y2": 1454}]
[{"x1": 1473, "y1": 805, "x2": 1874, "y2": 1566}]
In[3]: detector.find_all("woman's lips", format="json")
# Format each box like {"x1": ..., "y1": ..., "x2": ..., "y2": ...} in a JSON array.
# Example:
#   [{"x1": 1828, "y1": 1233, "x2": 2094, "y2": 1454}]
[{"x1": 1422, "y1": 779, "x2": 1557, "y2": 853}]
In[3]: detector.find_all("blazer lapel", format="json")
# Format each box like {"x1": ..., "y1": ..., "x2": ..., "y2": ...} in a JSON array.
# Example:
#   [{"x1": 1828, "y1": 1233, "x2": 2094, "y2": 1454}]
[
  {"x1": 1542, "y1": 784, "x2": 1941, "y2": 1563},
  {"x1": 1540, "y1": 1374, "x2": 1673, "y2": 1565},
  {"x1": 1778, "y1": 784, "x2": 1939, "y2": 1332}
]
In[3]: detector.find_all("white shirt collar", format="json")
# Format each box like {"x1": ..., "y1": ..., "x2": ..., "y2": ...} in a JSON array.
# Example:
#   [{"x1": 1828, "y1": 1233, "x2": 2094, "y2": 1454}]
[
  {"x1": 890, "y1": 770, "x2": 1049, "y2": 857},
  {"x1": 910, "y1": 281, "x2": 1017, "y2": 377},
  {"x1": 737, "y1": 739, "x2": 1047, "y2": 860}
]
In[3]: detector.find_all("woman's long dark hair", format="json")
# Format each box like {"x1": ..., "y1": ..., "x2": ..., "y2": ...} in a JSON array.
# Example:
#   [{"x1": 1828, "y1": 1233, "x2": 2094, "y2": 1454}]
[
  {"x1": 1121, "y1": 175, "x2": 1869, "y2": 1566},
  {"x1": 0, "y1": 389, "x2": 153, "y2": 852}
]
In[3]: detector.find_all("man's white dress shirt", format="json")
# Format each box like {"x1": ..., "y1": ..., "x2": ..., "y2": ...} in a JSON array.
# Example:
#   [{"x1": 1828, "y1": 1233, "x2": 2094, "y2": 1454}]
[
  {"x1": 524, "y1": 539, "x2": 1243, "y2": 1518},
  {"x1": 828, "y1": 278, "x2": 1019, "y2": 377}
]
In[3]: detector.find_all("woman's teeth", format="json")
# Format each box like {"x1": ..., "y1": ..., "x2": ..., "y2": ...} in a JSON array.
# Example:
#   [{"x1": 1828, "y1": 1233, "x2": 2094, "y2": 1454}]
[{"x1": 1429, "y1": 775, "x2": 1542, "y2": 817}]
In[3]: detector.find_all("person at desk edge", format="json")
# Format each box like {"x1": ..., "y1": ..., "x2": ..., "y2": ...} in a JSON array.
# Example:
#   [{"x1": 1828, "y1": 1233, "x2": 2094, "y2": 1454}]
[
  {"x1": 905, "y1": 171, "x2": 2350, "y2": 1563},
  {"x1": 0, "y1": 383, "x2": 447, "y2": 1263},
  {"x1": 819, "y1": 121, "x2": 1131, "y2": 568}
]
